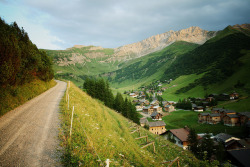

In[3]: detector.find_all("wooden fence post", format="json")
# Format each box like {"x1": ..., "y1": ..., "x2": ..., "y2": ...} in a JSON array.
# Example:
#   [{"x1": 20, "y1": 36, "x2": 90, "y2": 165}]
[{"x1": 70, "y1": 106, "x2": 74, "y2": 138}]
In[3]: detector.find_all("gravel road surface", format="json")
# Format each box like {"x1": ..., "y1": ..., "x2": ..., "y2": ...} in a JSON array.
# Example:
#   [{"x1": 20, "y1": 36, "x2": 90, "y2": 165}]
[{"x1": 0, "y1": 80, "x2": 67, "y2": 166}]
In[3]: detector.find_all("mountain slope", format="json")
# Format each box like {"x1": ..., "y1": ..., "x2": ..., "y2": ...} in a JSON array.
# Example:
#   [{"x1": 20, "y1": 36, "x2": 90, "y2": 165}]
[
  {"x1": 46, "y1": 26, "x2": 216, "y2": 86},
  {"x1": 114, "y1": 26, "x2": 216, "y2": 60},
  {"x1": 162, "y1": 25, "x2": 250, "y2": 93},
  {"x1": 105, "y1": 41, "x2": 199, "y2": 89},
  {"x1": 60, "y1": 82, "x2": 202, "y2": 166}
]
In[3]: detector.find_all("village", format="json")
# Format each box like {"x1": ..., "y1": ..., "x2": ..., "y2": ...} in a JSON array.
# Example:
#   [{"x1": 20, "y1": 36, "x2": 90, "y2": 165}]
[{"x1": 124, "y1": 82, "x2": 250, "y2": 165}]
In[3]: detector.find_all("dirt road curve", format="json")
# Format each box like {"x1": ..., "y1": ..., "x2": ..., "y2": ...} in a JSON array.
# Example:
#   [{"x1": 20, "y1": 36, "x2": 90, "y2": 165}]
[{"x1": 0, "y1": 80, "x2": 67, "y2": 166}]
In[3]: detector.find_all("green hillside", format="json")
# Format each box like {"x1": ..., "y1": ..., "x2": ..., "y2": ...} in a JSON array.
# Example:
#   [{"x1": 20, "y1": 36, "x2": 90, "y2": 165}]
[
  {"x1": 60, "y1": 82, "x2": 216, "y2": 166},
  {"x1": 162, "y1": 27, "x2": 250, "y2": 93},
  {"x1": 107, "y1": 41, "x2": 199, "y2": 89},
  {"x1": 45, "y1": 46, "x2": 118, "y2": 87}
]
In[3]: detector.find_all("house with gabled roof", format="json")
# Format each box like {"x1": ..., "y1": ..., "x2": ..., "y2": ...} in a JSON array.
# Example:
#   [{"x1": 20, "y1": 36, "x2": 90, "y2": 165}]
[
  {"x1": 238, "y1": 112, "x2": 250, "y2": 126},
  {"x1": 211, "y1": 108, "x2": 224, "y2": 114},
  {"x1": 198, "y1": 113, "x2": 209, "y2": 123},
  {"x1": 214, "y1": 133, "x2": 240, "y2": 144},
  {"x1": 194, "y1": 106, "x2": 204, "y2": 112},
  {"x1": 207, "y1": 113, "x2": 221, "y2": 124},
  {"x1": 150, "y1": 111, "x2": 163, "y2": 120},
  {"x1": 168, "y1": 128, "x2": 190, "y2": 150},
  {"x1": 129, "y1": 93, "x2": 138, "y2": 98},
  {"x1": 150, "y1": 100, "x2": 159, "y2": 106},
  {"x1": 140, "y1": 118, "x2": 148, "y2": 127},
  {"x1": 220, "y1": 109, "x2": 236, "y2": 119},
  {"x1": 229, "y1": 92, "x2": 239, "y2": 100},
  {"x1": 135, "y1": 105, "x2": 143, "y2": 111},
  {"x1": 223, "y1": 114, "x2": 240, "y2": 126},
  {"x1": 165, "y1": 105, "x2": 175, "y2": 113},
  {"x1": 153, "y1": 105, "x2": 162, "y2": 113},
  {"x1": 142, "y1": 106, "x2": 154, "y2": 115},
  {"x1": 148, "y1": 121, "x2": 166, "y2": 135}
]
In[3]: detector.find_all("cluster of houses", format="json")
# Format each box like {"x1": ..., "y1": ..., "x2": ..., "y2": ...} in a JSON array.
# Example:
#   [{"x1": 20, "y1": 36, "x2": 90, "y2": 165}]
[
  {"x1": 139, "y1": 100, "x2": 176, "y2": 135},
  {"x1": 134, "y1": 100, "x2": 175, "y2": 114},
  {"x1": 191, "y1": 92, "x2": 240, "y2": 112},
  {"x1": 162, "y1": 128, "x2": 250, "y2": 166},
  {"x1": 198, "y1": 108, "x2": 250, "y2": 127}
]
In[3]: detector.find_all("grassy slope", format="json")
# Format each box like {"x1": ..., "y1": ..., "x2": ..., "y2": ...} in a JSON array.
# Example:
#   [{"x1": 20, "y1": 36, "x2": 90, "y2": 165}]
[
  {"x1": 60, "y1": 82, "x2": 200, "y2": 166},
  {"x1": 0, "y1": 79, "x2": 56, "y2": 116},
  {"x1": 110, "y1": 41, "x2": 199, "y2": 91},
  {"x1": 162, "y1": 50, "x2": 250, "y2": 112},
  {"x1": 45, "y1": 47, "x2": 118, "y2": 87}
]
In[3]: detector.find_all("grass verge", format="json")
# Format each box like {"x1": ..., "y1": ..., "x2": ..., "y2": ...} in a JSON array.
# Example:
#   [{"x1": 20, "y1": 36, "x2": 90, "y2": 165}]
[{"x1": 0, "y1": 79, "x2": 57, "y2": 116}]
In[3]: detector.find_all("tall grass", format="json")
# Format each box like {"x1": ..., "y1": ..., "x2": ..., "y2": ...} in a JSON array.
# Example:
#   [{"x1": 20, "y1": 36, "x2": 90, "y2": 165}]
[
  {"x1": 0, "y1": 79, "x2": 56, "y2": 116},
  {"x1": 59, "y1": 82, "x2": 200, "y2": 166}
]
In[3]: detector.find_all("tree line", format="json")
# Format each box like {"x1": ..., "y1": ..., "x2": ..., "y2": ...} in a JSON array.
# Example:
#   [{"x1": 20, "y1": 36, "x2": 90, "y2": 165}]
[
  {"x1": 0, "y1": 17, "x2": 54, "y2": 88},
  {"x1": 83, "y1": 77, "x2": 140, "y2": 124}
]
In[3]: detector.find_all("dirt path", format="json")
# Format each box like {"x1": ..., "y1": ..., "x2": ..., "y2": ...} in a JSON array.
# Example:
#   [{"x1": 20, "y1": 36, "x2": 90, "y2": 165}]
[{"x1": 0, "y1": 80, "x2": 67, "y2": 166}]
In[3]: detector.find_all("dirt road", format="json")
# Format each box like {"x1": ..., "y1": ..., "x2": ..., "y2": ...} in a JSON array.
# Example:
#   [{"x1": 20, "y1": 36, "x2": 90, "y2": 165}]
[{"x1": 0, "y1": 80, "x2": 67, "y2": 166}]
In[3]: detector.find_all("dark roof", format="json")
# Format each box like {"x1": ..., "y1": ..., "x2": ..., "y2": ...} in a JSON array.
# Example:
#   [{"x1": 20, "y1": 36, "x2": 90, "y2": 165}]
[
  {"x1": 226, "y1": 114, "x2": 239, "y2": 118},
  {"x1": 239, "y1": 112, "x2": 250, "y2": 118},
  {"x1": 227, "y1": 149, "x2": 250, "y2": 167},
  {"x1": 224, "y1": 110, "x2": 236, "y2": 113},
  {"x1": 151, "y1": 111, "x2": 162, "y2": 117},
  {"x1": 169, "y1": 128, "x2": 189, "y2": 142},
  {"x1": 212, "y1": 108, "x2": 223, "y2": 111},
  {"x1": 192, "y1": 103, "x2": 197, "y2": 108},
  {"x1": 215, "y1": 133, "x2": 233, "y2": 142},
  {"x1": 148, "y1": 121, "x2": 166, "y2": 127},
  {"x1": 209, "y1": 113, "x2": 220, "y2": 117},
  {"x1": 199, "y1": 113, "x2": 209, "y2": 116},
  {"x1": 140, "y1": 118, "x2": 148, "y2": 124}
]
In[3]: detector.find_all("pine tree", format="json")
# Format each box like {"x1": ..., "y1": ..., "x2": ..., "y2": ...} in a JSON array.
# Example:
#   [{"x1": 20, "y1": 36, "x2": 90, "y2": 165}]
[
  {"x1": 199, "y1": 133, "x2": 214, "y2": 160},
  {"x1": 187, "y1": 128, "x2": 199, "y2": 156},
  {"x1": 114, "y1": 92, "x2": 124, "y2": 113}
]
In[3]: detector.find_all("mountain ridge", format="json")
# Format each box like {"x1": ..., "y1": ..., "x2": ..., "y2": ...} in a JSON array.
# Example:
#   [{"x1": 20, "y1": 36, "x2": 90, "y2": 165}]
[{"x1": 112, "y1": 26, "x2": 217, "y2": 60}]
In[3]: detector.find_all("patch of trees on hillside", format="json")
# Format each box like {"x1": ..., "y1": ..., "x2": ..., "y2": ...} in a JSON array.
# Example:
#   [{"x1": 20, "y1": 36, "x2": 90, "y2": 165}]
[
  {"x1": 83, "y1": 78, "x2": 140, "y2": 124},
  {"x1": 0, "y1": 17, "x2": 54, "y2": 87}
]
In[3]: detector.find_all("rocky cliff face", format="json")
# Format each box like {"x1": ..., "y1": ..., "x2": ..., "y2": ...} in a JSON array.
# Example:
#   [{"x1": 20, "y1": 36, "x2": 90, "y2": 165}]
[
  {"x1": 55, "y1": 26, "x2": 217, "y2": 65},
  {"x1": 113, "y1": 26, "x2": 217, "y2": 60}
]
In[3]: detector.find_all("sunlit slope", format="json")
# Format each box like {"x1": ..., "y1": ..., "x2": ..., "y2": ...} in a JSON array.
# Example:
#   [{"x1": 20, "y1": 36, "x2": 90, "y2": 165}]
[{"x1": 60, "y1": 82, "x2": 199, "y2": 166}]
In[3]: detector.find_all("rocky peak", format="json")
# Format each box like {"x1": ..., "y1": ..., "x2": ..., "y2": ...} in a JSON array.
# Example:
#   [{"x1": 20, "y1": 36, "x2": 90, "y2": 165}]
[{"x1": 113, "y1": 26, "x2": 217, "y2": 60}]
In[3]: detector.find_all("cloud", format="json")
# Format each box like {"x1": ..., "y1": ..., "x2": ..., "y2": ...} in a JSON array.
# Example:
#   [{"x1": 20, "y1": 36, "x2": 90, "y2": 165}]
[{"x1": 1, "y1": 0, "x2": 250, "y2": 49}]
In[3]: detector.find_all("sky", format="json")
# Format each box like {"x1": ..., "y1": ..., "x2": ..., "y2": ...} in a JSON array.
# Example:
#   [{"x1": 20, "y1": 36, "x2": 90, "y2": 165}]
[{"x1": 0, "y1": 0, "x2": 249, "y2": 50}]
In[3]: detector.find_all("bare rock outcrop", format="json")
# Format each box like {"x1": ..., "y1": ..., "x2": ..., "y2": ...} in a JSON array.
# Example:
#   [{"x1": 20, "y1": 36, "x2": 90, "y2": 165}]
[{"x1": 113, "y1": 26, "x2": 217, "y2": 60}]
